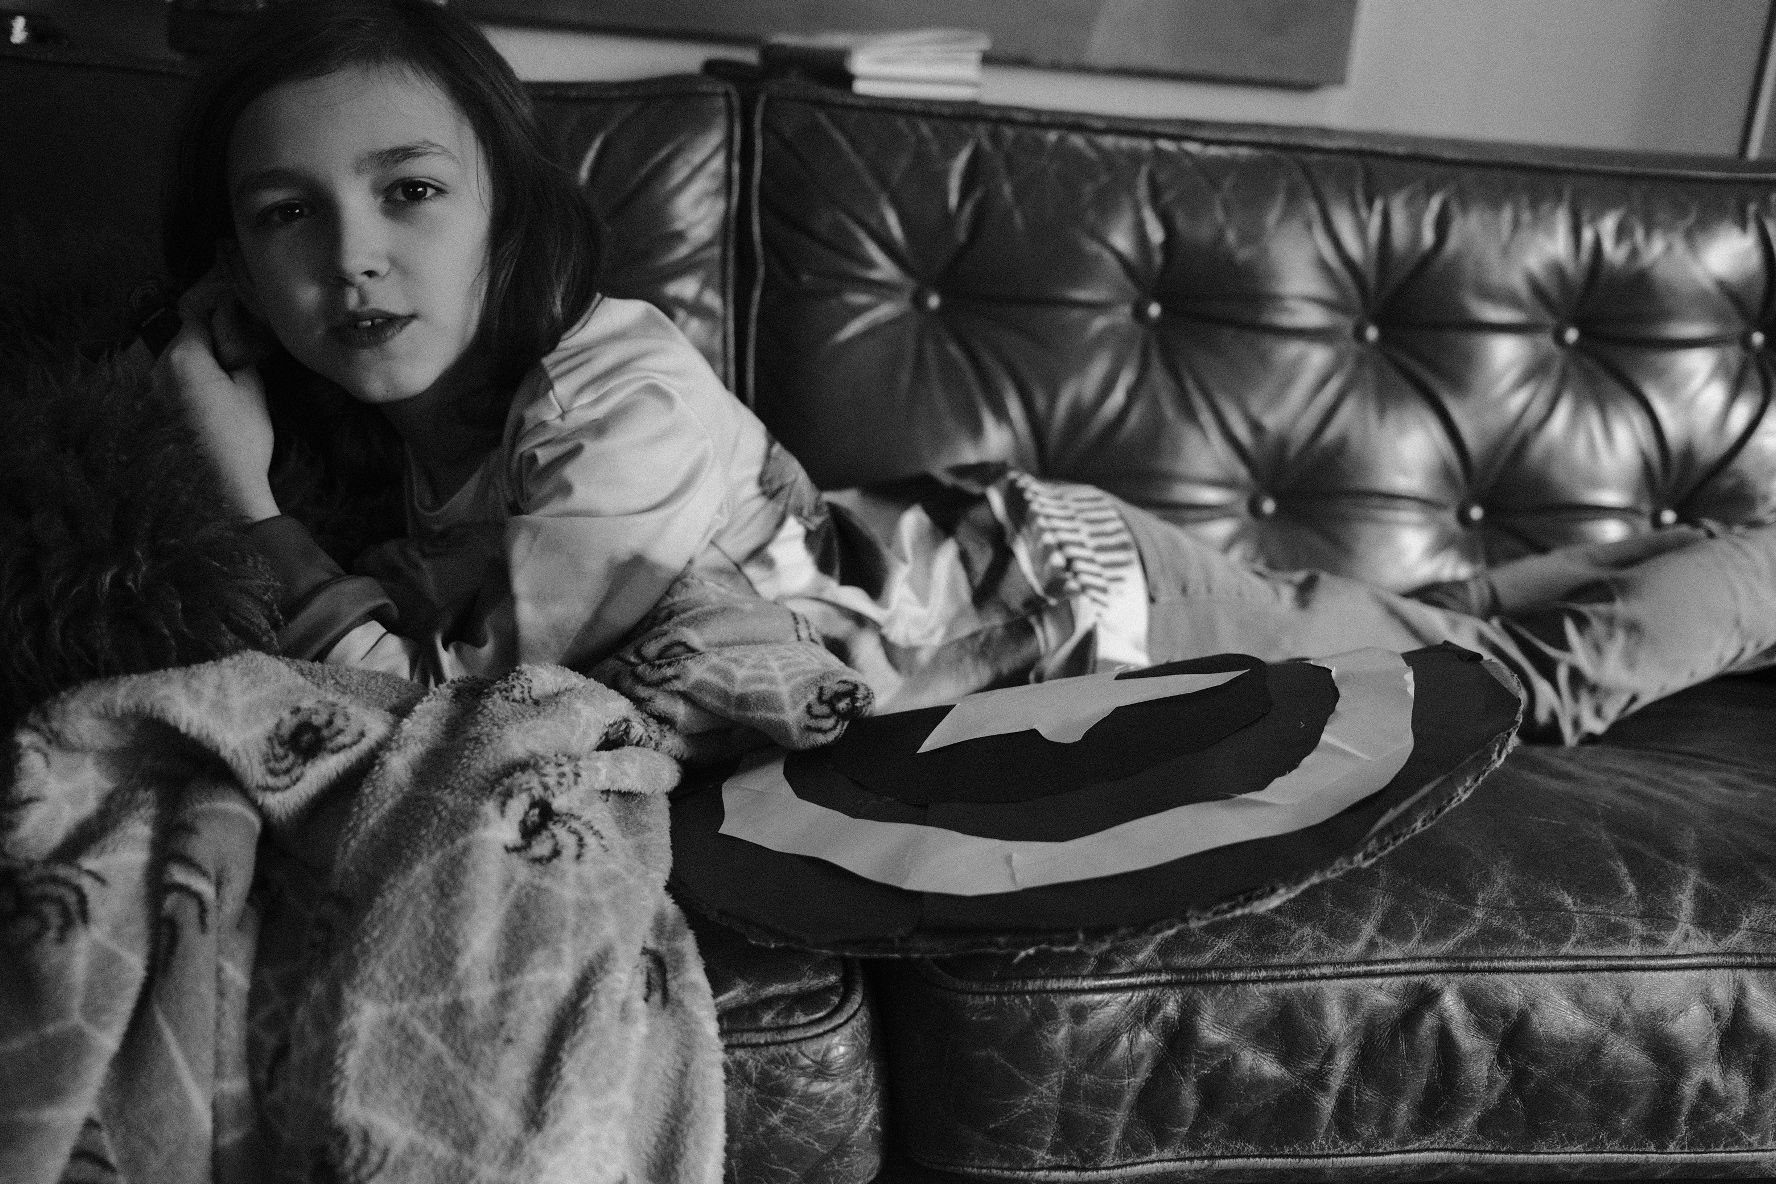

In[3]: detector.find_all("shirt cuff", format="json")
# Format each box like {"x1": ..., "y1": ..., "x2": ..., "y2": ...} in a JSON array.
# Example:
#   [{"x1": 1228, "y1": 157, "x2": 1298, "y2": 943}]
[
  {"x1": 245, "y1": 515, "x2": 399, "y2": 660},
  {"x1": 245, "y1": 515, "x2": 346, "y2": 602}
]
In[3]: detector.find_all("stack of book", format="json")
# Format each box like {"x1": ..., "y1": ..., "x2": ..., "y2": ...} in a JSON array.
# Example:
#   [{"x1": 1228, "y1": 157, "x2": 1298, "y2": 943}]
[{"x1": 758, "y1": 28, "x2": 989, "y2": 102}]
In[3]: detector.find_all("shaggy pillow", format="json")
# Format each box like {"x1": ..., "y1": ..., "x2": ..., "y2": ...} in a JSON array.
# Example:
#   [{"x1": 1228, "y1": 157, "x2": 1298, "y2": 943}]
[{"x1": 0, "y1": 265, "x2": 280, "y2": 731}]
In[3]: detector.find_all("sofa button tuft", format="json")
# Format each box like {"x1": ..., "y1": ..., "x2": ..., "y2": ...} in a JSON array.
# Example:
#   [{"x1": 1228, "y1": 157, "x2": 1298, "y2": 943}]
[
  {"x1": 1750, "y1": 329, "x2": 1767, "y2": 350},
  {"x1": 1654, "y1": 507, "x2": 1679, "y2": 528},
  {"x1": 1357, "y1": 321, "x2": 1380, "y2": 344},
  {"x1": 1137, "y1": 298, "x2": 1163, "y2": 324},
  {"x1": 1558, "y1": 324, "x2": 1580, "y2": 347},
  {"x1": 916, "y1": 288, "x2": 942, "y2": 313},
  {"x1": 1459, "y1": 503, "x2": 1485, "y2": 526},
  {"x1": 1249, "y1": 493, "x2": 1278, "y2": 519}
]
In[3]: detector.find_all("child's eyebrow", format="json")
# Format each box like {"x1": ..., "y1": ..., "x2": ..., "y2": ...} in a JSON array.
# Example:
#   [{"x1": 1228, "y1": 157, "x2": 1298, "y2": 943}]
[
  {"x1": 356, "y1": 140, "x2": 458, "y2": 173},
  {"x1": 232, "y1": 140, "x2": 459, "y2": 197}
]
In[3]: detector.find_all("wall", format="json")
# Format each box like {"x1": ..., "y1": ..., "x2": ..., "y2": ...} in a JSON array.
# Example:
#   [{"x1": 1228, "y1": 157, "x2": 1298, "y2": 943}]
[{"x1": 482, "y1": 0, "x2": 1772, "y2": 157}]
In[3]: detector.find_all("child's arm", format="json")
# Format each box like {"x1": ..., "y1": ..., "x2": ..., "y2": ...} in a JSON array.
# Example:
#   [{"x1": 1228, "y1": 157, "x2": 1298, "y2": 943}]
[
  {"x1": 245, "y1": 515, "x2": 400, "y2": 662},
  {"x1": 263, "y1": 374, "x2": 730, "y2": 686},
  {"x1": 149, "y1": 271, "x2": 404, "y2": 667},
  {"x1": 151, "y1": 271, "x2": 279, "y2": 524}
]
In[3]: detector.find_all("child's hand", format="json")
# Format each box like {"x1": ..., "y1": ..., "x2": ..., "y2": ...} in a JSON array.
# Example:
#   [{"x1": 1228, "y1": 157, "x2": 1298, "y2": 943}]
[{"x1": 153, "y1": 268, "x2": 281, "y2": 522}]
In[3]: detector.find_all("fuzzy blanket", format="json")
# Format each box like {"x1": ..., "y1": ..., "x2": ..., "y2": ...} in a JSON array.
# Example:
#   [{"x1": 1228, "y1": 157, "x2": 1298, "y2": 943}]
[
  {"x1": 1, "y1": 653, "x2": 724, "y2": 1184},
  {"x1": 0, "y1": 244, "x2": 878, "y2": 1184}
]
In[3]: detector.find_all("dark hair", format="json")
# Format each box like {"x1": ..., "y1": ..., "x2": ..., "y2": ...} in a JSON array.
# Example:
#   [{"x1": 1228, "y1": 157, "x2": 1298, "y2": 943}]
[{"x1": 164, "y1": 0, "x2": 602, "y2": 427}]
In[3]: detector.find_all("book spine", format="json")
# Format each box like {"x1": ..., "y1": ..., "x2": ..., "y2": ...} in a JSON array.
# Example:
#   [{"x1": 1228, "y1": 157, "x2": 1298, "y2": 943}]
[{"x1": 758, "y1": 43, "x2": 859, "y2": 74}]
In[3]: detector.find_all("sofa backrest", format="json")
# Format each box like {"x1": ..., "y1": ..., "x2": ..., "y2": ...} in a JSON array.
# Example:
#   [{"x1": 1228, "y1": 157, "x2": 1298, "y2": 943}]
[
  {"x1": 0, "y1": 52, "x2": 191, "y2": 272},
  {"x1": 745, "y1": 81, "x2": 1776, "y2": 591},
  {"x1": 0, "y1": 50, "x2": 740, "y2": 387}
]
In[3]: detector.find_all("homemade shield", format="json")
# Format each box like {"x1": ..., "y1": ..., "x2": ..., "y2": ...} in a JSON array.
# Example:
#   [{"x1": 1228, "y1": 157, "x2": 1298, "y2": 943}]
[{"x1": 669, "y1": 643, "x2": 1522, "y2": 955}]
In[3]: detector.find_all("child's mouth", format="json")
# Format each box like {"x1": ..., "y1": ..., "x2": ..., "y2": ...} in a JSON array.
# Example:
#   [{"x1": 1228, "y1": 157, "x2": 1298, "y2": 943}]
[{"x1": 332, "y1": 313, "x2": 414, "y2": 348}]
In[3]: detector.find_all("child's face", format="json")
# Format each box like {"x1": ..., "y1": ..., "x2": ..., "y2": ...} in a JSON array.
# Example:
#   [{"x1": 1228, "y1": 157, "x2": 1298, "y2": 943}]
[{"x1": 226, "y1": 63, "x2": 493, "y2": 407}]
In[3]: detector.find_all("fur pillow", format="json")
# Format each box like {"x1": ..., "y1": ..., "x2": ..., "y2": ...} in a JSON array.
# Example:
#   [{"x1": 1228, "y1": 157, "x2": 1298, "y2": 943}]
[{"x1": 0, "y1": 276, "x2": 280, "y2": 731}]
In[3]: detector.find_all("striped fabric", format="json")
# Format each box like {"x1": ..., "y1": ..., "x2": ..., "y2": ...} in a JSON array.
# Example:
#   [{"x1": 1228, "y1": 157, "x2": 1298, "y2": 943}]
[{"x1": 991, "y1": 472, "x2": 1150, "y2": 672}]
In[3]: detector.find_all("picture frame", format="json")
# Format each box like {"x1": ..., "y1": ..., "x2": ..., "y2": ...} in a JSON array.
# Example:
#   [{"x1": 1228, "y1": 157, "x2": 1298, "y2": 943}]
[{"x1": 459, "y1": 0, "x2": 1359, "y2": 88}]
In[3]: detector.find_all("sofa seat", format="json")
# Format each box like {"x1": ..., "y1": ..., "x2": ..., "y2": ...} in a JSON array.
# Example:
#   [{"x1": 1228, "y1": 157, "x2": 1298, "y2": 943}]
[
  {"x1": 872, "y1": 674, "x2": 1776, "y2": 1182},
  {"x1": 690, "y1": 912, "x2": 884, "y2": 1184}
]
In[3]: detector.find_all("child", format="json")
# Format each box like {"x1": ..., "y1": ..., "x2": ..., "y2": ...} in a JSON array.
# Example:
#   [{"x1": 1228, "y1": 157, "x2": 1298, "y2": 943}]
[{"x1": 157, "y1": 0, "x2": 1776, "y2": 744}]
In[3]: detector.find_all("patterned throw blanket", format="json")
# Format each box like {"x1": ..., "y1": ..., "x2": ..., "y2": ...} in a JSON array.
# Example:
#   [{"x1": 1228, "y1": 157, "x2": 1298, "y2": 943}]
[{"x1": 1, "y1": 653, "x2": 726, "y2": 1184}]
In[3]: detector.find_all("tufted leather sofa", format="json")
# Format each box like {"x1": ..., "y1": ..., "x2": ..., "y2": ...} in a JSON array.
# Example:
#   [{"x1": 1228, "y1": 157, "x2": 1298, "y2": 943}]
[
  {"x1": 10, "y1": 45, "x2": 1776, "y2": 1183},
  {"x1": 741, "y1": 79, "x2": 1776, "y2": 1182}
]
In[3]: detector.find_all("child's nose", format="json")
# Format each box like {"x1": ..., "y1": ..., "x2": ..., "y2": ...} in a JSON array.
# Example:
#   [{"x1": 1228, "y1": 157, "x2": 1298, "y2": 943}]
[{"x1": 331, "y1": 208, "x2": 390, "y2": 282}]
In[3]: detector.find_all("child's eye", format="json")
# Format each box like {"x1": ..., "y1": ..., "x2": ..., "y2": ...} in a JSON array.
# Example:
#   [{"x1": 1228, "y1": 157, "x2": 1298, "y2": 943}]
[
  {"x1": 388, "y1": 179, "x2": 442, "y2": 204},
  {"x1": 257, "y1": 200, "x2": 308, "y2": 227}
]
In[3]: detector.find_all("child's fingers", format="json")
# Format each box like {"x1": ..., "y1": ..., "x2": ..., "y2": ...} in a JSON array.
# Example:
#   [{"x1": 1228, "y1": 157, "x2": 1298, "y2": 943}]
[
  {"x1": 175, "y1": 265, "x2": 264, "y2": 372},
  {"x1": 162, "y1": 309, "x2": 228, "y2": 385},
  {"x1": 209, "y1": 297, "x2": 266, "y2": 373},
  {"x1": 176, "y1": 268, "x2": 229, "y2": 324}
]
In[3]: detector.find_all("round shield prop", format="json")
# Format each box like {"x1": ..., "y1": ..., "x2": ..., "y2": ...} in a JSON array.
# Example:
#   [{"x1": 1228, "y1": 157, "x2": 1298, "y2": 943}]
[{"x1": 668, "y1": 643, "x2": 1522, "y2": 956}]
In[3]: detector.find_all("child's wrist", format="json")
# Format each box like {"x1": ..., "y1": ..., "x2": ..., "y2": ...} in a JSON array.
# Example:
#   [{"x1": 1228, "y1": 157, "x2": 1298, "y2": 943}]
[{"x1": 223, "y1": 478, "x2": 280, "y2": 524}]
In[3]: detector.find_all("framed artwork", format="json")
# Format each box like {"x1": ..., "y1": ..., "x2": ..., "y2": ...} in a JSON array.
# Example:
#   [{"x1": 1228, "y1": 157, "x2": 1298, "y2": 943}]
[
  {"x1": 1742, "y1": 0, "x2": 1776, "y2": 156},
  {"x1": 459, "y1": 0, "x2": 1360, "y2": 88}
]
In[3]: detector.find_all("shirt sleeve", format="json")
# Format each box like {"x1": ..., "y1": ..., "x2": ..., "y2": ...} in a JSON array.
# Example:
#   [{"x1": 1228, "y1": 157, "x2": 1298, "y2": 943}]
[
  {"x1": 244, "y1": 515, "x2": 398, "y2": 659},
  {"x1": 504, "y1": 375, "x2": 727, "y2": 667},
  {"x1": 307, "y1": 374, "x2": 728, "y2": 686}
]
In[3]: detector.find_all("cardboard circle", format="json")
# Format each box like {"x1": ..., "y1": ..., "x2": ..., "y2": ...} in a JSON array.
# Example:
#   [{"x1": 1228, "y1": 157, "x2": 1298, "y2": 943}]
[{"x1": 668, "y1": 644, "x2": 1522, "y2": 956}]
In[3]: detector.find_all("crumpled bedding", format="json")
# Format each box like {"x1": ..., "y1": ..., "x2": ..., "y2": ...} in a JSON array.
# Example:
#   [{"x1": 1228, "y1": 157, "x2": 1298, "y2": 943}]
[{"x1": 0, "y1": 652, "x2": 725, "y2": 1184}]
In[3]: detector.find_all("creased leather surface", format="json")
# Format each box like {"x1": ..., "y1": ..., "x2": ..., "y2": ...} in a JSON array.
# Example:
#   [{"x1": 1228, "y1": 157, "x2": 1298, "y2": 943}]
[
  {"x1": 690, "y1": 912, "x2": 884, "y2": 1184},
  {"x1": 525, "y1": 76, "x2": 739, "y2": 387},
  {"x1": 872, "y1": 674, "x2": 1776, "y2": 1179},
  {"x1": 749, "y1": 83, "x2": 1776, "y2": 593}
]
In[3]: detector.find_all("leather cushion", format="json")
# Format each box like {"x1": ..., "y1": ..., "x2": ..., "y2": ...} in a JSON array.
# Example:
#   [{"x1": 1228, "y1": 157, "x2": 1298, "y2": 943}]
[
  {"x1": 533, "y1": 75, "x2": 738, "y2": 386},
  {"x1": 748, "y1": 82, "x2": 1776, "y2": 594},
  {"x1": 0, "y1": 51, "x2": 190, "y2": 273},
  {"x1": 689, "y1": 911, "x2": 883, "y2": 1184},
  {"x1": 871, "y1": 675, "x2": 1776, "y2": 1179}
]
